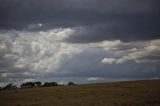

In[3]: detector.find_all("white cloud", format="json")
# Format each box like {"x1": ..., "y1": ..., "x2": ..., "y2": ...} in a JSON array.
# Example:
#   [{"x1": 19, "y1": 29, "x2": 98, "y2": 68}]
[
  {"x1": 22, "y1": 78, "x2": 35, "y2": 82},
  {"x1": 115, "y1": 56, "x2": 129, "y2": 64},
  {"x1": 100, "y1": 40, "x2": 123, "y2": 51},
  {"x1": 83, "y1": 40, "x2": 123, "y2": 51},
  {"x1": 87, "y1": 77, "x2": 100, "y2": 81},
  {"x1": 101, "y1": 39, "x2": 160, "y2": 64},
  {"x1": 0, "y1": 28, "x2": 82, "y2": 76},
  {"x1": 1, "y1": 73, "x2": 7, "y2": 77},
  {"x1": 101, "y1": 56, "x2": 129, "y2": 64},
  {"x1": 101, "y1": 58, "x2": 117, "y2": 64},
  {"x1": 12, "y1": 28, "x2": 81, "y2": 72},
  {"x1": 57, "y1": 80, "x2": 67, "y2": 85},
  {"x1": 151, "y1": 77, "x2": 160, "y2": 80}
]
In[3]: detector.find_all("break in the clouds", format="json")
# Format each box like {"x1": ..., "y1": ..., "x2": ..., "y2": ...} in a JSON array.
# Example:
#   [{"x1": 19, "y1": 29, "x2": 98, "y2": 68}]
[{"x1": 0, "y1": 0, "x2": 160, "y2": 85}]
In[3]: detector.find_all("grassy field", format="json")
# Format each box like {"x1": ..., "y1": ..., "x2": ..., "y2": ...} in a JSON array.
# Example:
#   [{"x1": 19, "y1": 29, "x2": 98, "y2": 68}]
[{"x1": 0, "y1": 79, "x2": 160, "y2": 106}]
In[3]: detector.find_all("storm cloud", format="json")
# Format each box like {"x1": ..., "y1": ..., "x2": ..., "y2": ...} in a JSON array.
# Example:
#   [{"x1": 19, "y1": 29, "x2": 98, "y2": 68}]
[{"x1": 1, "y1": 0, "x2": 160, "y2": 42}]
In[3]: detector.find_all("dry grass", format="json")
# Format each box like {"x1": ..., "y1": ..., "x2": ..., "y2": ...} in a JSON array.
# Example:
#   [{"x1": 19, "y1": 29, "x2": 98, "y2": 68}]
[{"x1": 0, "y1": 79, "x2": 160, "y2": 106}]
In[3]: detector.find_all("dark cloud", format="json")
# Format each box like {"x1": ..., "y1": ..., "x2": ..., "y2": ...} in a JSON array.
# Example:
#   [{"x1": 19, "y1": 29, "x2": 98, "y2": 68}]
[
  {"x1": 0, "y1": 0, "x2": 108, "y2": 30},
  {"x1": 66, "y1": 19, "x2": 160, "y2": 43},
  {"x1": 0, "y1": 0, "x2": 160, "y2": 41}
]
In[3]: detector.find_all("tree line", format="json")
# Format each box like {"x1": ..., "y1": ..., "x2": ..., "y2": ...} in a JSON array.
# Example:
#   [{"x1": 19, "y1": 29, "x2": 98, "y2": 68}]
[{"x1": 0, "y1": 81, "x2": 75, "y2": 91}]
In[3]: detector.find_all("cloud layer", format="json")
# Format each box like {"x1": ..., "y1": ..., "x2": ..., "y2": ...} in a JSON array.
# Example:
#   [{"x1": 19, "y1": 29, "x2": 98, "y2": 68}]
[
  {"x1": 1, "y1": 0, "x2": 160, "y2": 42},
  {"x1": 1, "y1": 28, "x2": 160, "y2": 86}
]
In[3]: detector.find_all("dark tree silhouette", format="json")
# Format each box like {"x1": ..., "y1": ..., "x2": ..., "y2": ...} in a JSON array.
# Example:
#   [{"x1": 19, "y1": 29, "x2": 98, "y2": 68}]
[
  {"x1": 2, "y1": 83, "x2": 17, "y2": 90},
  {"x1": 35, "y1": 82, "x2": 42, "y2": 87},
  {"x1": 20, "y1": 81, "x2": 58, "y2": 88},
  {"x1": 42, "y1": 82, "x2": 58, "y2": 87},
  {"x1": 68, "y1": 82, "x2": 75, "y2": 85},
  {"x1": 20, "y1": 82, "x2": 35, "y2": 88}
]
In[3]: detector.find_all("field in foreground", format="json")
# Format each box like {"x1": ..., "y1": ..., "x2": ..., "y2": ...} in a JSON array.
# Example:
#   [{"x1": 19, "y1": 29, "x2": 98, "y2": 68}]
[{"x1": 0, "y1": 79, "x2": 160, "y2": 106}]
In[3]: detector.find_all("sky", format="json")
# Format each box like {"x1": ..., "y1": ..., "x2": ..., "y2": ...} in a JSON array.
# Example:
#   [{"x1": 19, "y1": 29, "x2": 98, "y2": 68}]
[{"x1": 0, "y1": 0, "x2": 160, "y2": 86}]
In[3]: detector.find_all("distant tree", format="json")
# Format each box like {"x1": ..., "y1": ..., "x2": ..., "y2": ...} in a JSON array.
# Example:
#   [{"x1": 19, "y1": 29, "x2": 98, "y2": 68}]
[
  {"x1": 20, "y1": 83, "x2": 26, "y2": 88},
  {"x1": 20, "y1": 82, "x2": 35, "y2": 88},
  {"x1": 35, "y1": 82, "x2": 42, "y2": 87},
  {"x1": 2, "y1": 83, "x2": 17, "y2": 90},
  {"x1": 42, "y1": 82, "x2": 48, "y2": 87},
  {"x1": 50, "y1": 82, "x2": 58, "y2": 86},
  {"x1": 42, "y1": 82, "x2": 58, "y2": 87},
  {"x1": 68, "y1": 82, "x2": 75, "y2": 85}
]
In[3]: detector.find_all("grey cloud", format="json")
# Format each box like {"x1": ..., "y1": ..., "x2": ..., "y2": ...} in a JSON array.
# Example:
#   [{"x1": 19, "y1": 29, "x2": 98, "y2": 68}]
[
  {"x1": 1, "y1": 0, "x2": 160, "y2": 42},
  {"x1": 66, "y1": 18, "x2": 160, "y2": 43},
  {"x1": 0, "y1": 35, "x2": 17, "y2": 70}
]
